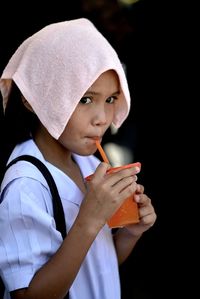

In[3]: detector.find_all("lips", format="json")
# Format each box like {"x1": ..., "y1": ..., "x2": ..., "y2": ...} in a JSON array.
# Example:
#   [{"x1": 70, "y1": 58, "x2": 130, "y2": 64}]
[
  {"x1": 86, "y1": 135, "x2": 101, "y2": 140},
  {"x1": 92, "y1": 136, "x2": 101, "y2": 141},
  {"x1": 85, "y1": 136, "x2": 102, "y2": 144}
]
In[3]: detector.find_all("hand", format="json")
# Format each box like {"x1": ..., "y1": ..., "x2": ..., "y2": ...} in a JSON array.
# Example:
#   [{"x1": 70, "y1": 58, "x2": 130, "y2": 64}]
[
  {"x1": 124, "y1": 184, "x2": 157, "y2": 237},
  {"x1": 80, "y1": 162, "x2": 139, "y2": 231}
]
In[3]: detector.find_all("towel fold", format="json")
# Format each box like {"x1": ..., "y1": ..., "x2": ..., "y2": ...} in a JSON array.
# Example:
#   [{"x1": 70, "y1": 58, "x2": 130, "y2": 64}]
[{"x1": 0, "y1": 18, "x2": 131, "y2": 139}]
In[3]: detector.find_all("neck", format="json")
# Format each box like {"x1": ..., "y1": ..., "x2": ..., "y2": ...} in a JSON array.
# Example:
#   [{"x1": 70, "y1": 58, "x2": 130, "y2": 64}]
[
  {"x1": 33, "y1": 125, "x2": 72, "y2": 170},
  {"x1": 33, "y1": 125, "x2": 86, "y2": 193}
]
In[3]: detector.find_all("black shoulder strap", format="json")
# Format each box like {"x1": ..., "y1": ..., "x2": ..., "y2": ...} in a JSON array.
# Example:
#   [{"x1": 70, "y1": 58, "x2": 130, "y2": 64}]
[
  {"x1": 6, "y1": 155, "x2": 67, "y2": 239},
  {"x1": 2, "y1": 155, "x2": 69, "y2": 298}
]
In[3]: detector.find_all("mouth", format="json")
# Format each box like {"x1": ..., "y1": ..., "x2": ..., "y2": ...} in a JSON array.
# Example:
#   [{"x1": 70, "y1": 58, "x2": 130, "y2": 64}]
[
  {"x1": 86, "y1": 136, "x2": 102, "y2": 143},
  {"x1": 92, "y1": 136, "x2": 102, "y2": 141}
]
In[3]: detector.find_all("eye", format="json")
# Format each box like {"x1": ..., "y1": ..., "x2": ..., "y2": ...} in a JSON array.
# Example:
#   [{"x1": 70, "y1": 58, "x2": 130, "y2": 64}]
[
  {"x1": 106, "y1": 96, "x2": 117, "y2": 104},
  {"x1": 79, "y1": 97, "x2": 92, "y2": 104}
]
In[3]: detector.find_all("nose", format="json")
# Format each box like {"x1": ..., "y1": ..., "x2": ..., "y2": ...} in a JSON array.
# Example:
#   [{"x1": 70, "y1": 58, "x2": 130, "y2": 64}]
[{"x1": 92, "y1": 107, "x2": 107, "y2": 126}]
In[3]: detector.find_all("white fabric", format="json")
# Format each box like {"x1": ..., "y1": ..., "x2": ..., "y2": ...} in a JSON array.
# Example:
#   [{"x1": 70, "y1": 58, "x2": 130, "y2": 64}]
[
  {"x1": 0, "y1": 140, "x2": 120, "y2": 299},
  {"x1": 0, "y1": 18, "x2": 131, "y2": 139}
]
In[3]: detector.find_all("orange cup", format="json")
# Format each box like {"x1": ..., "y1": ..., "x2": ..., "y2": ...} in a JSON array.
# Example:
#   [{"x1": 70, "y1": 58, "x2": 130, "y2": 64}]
[{"x1": 85, "y1": 162, "x2": 141, "y2": 228}]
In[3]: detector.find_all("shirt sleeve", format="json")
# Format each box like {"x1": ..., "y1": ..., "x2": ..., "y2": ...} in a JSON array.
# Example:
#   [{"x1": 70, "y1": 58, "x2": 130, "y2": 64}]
[{"x1": 0, "y1": 177, "x2": 62, "y2": 291}]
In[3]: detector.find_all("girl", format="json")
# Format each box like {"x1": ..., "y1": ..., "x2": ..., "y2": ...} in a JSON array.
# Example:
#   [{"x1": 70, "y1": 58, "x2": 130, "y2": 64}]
[{"x1": 0, "y1": 18, "x2": 156, "y2": 299}]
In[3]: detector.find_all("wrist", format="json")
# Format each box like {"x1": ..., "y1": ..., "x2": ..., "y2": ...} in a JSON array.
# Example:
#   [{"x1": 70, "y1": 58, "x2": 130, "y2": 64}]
[
  {"x1": 74, "y1": 213, "x2": 105, "y2": 238},
  {"x1": 120, "y1": 226, "x2": 143, "y2": 240}
]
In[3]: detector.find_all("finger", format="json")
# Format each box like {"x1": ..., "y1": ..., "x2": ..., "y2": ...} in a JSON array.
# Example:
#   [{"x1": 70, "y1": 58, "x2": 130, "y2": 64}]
[
  {"x1": 107, "y1": 165, "x2": 140, "y2": 175},
  {"x1": 135, "y1": 184, "x2": 144, "y2": 194},
  {"x1": 117, "y1": 178, "x2": 137, "y2": 196},
  {"x1": 106, "y1": 168, "x2": 139, "y2": 187},
  {"x1": 96, "y1": 162, "x2": 111, "y2": 172},
  {"x1": 139, "y1": 205, "x2": 155, "y2": 218},
  {"x1": 135, "y1": 194, "x2": 151, "y2": 205},
  {"x1": 91, "y1": 162, "x2": 111, "y2": 180},
  {"x1": 139, "y1": 212, "x2": 157, "y2": 226}
]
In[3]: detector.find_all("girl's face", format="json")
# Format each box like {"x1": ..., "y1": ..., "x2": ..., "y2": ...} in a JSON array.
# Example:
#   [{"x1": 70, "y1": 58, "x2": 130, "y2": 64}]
[{"x1": 58, "y1": 70, "x2": 120, "y2": 156}]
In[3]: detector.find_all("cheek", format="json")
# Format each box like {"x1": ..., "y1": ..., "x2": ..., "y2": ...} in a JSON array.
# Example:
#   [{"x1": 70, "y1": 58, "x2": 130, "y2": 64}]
[
  {"x1": 58, "y1": 126, "x2": 79, "y2": 150},
  {"x1": 62, "y1": 116, "x2": 85, "y2": 140},
  {"x1": 106, "y1": 106, "x2": 115, "y2": 123},
  {"x1": 68, "y1": 108, "x2": 87, "y2": 128},
  {"x1": 63, "y1": 125, "x2": 78, "y2": 139}
]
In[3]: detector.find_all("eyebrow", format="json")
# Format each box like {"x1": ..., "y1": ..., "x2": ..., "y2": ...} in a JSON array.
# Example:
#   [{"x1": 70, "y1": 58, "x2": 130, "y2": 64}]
[{"x1": 84, "y1": 90, "x2": 120, "y2": 96}]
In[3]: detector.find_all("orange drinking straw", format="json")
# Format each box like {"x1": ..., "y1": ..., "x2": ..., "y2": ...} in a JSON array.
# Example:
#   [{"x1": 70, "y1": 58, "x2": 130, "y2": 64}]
[{"x1": 95, "y1": 140, "x2": 110, "y2": 164}]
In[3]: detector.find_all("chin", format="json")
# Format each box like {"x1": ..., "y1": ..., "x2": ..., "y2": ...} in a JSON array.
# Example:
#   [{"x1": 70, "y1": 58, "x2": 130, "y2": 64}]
[{"x1": 75, "y1": 148, "x2": 96, "y2": 157}]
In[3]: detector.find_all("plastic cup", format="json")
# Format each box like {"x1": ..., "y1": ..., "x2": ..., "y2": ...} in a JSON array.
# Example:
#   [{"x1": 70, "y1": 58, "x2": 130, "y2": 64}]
[{"x1": 85, "y1": 162, "x2": 141, "y2": 228}]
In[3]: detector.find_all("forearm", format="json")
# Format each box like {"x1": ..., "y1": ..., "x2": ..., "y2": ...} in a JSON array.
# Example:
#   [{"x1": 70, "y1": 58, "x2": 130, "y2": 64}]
[
  {"x1": 11, "y1": 217, "x2": 101, "y2": 299},
  {"x1": 113, "y1": 228, "x2": 142, "y2": 265}
]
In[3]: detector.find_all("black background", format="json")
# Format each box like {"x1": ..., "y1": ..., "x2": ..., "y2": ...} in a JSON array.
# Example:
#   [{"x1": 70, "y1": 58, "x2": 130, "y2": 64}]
[{"x1": 0, "y1": 0, "x2": 193, "y2": 298}]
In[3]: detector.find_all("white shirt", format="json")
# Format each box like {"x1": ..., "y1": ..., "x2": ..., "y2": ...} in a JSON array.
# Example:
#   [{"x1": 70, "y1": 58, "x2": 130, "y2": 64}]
[{"x1": 0, "y1": 139, "x2": 120, "y2": 299}]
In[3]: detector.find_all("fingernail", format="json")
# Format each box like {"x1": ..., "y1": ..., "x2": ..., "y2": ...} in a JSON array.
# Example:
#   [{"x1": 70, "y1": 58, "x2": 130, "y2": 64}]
[
  {"x1": 135, "y1": 167, "x2": 140, "y2": 174},
  {"x1": 134, "y1": 194, "x2": 140, "y2": 202}
]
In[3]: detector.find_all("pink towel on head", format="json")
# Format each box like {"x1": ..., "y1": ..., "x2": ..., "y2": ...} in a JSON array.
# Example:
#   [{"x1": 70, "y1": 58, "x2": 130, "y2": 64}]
[{"x1": 0, "y1": 18, "x2": 131, "y2": 139}]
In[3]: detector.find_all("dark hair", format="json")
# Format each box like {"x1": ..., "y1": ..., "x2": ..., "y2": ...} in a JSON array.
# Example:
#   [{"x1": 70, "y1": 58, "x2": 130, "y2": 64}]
[{"x1": 0, "y1": 82, "x2": 39, "y2": 182}]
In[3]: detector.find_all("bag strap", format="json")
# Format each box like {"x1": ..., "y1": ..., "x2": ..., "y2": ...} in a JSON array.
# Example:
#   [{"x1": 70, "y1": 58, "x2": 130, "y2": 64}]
[
  {"x1": 5, "y1": 155, "x2": 69, "y2": 299},
  {"x1": 6, "y1": 155, "x2": 67, "y2": 239}
]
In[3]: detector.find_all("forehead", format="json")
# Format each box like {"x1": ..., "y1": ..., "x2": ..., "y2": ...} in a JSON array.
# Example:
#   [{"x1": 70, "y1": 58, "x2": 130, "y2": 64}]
[{"x1": 87, "y1": 70, "x2": 119, "y2": 92}]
